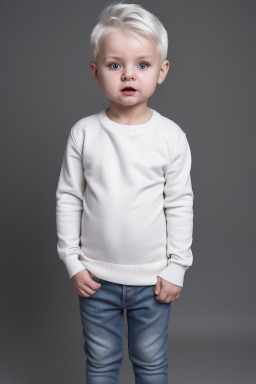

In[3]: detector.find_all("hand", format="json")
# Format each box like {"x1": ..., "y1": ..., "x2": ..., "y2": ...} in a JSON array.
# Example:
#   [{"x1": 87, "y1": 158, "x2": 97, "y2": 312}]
[
  {"x1": 154, "y1": 277, "x2": 182, "y2": 303},
  {"x1": 71, "y1": 269, "x2": 101, "y2": 298}
]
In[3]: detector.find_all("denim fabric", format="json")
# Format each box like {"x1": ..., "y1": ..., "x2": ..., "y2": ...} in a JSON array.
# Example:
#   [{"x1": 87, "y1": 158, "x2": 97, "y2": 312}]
[{"x1": 78, "y1": 276, "x2": 172, "y2": 384}]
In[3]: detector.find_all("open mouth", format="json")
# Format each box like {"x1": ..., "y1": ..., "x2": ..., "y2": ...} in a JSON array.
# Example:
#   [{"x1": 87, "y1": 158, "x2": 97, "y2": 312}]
[
  {"x1": 121, "y1": 87, "x2": 137, "y2": 94},
  {"x1": 122, "y1": 87, "x2": 136, "y2": 91}
]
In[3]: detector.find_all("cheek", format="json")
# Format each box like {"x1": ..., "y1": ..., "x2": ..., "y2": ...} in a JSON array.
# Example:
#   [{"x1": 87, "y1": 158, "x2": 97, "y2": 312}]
[
  {"x1": 102, "y1": 75, "x2": 119, "y2": 90},
  {"x1": 101, "y1": 70, "x2": 115, "y2": 82},
  {"x1": 144, "y1": 79, "x2": 157, "y2": 92},
  {"x1": 102, "y1": 78, "x2": 115, "y2": 90}
]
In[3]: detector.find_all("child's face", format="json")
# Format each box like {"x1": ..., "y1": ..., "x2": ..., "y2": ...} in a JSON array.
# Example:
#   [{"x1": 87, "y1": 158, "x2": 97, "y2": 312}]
[{"x1": 90, "y1": 27, "x2": 169, "y2": 110}]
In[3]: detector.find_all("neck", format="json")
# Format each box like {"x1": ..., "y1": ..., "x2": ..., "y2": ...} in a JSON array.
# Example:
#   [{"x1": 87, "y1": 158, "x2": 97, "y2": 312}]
[{"x1": 106, "y1": 103, "x2": 153, "y2": 125}]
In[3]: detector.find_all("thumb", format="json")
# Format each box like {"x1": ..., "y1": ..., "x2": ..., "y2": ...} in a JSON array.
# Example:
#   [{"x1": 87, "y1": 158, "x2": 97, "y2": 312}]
[{"x1": 154, "y1": 278, "x2": 161, "y2": 295}]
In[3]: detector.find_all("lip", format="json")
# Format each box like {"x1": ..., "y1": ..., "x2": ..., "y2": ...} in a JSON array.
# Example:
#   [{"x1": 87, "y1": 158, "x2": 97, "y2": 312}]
[
  {"x1": 121, "y1": 89, "x2": 137, "y2": 95},
  {"x1": 121, "y1": 86, "x2": 136, "y2": 91},
  {"x1": 121, "y1": 87, "x2": 137, "y2": 95}
]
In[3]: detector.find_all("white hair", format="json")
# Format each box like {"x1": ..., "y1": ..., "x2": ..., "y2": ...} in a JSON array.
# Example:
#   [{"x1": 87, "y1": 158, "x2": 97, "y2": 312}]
[{"x1": 90, "y1": 1, "x2": 169, "y2": 62}]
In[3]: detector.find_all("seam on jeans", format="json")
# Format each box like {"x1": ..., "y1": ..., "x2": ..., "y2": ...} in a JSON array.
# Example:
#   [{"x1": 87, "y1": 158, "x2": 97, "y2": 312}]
[
  {"x1": 122, "y1": 294, "x2": 135, "y2": 305},
  {"x1": 122, "y1": 286, "x2": 136, "y2": 306}
]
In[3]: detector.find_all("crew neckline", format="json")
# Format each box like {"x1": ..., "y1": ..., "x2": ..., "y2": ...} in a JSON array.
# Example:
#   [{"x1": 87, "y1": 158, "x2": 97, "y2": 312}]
[{"x1": 97, "y1": 108, "x2": 161, "y2": 135}]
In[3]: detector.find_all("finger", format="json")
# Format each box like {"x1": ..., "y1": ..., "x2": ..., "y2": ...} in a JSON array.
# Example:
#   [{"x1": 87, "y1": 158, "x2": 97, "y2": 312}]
[
  {"x1": 156, "y1": 297, "x2": 172, "y2": 304},
  {"x1": 82, "y1": 285, "x2": 98, "y2": 296},
  {"x1": 155, "y1": 296, "x2": 165, "y2": 303},
  {"x1": 84, "y1": 278, "x2": 102, "y2": 293},
  {"x1": 86, "y1": 280, "x2": 102, "y2": 292},
  {"x1": 79, "y1": 286, "x2": 98, "y2": 297},
  {"x1": 76, "y1": 280, "x2": 96, "y2": 295},
  {"x1": 78, "y1": 278, "x2": 101, "y2": 293},
  {"x1": 76, "y1": 287, "x2": 89, "y2": 297},
  {"x1": 165, "y1": 295, "x2": 173, "y2": 302}
]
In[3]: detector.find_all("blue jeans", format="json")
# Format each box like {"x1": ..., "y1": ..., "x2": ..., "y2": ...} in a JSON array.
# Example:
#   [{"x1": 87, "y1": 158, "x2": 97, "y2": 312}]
[{"x1": 78, "y1": 276, "x2": 172, "y2": 384}]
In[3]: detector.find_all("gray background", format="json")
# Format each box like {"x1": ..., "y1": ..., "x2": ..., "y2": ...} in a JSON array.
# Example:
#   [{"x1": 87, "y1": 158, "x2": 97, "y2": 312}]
[{"x1": 1, "y1": 0, "x2": 255, "y2": 383}]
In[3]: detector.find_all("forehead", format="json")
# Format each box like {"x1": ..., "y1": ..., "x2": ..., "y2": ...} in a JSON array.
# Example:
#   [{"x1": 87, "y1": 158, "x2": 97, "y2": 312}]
[{"x1": 98, "y1": 27, "x2": 159, "y2": 59}]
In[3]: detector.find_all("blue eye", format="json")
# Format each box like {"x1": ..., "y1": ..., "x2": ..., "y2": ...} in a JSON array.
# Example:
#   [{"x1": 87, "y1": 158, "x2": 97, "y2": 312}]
[
  {"x1": 108, "y1": 62, "x2": 150, "y2": 70},
  {"x1": 108, "y1": 63, "x2": 120, "y2": 70},
  {"x1": 138, "y1": 62, "x2": 149, "y2": 69}
]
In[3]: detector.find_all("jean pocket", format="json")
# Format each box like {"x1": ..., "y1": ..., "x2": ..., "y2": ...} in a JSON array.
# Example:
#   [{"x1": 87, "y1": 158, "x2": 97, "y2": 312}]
[{"x1": 92, "y1": 276, "x2": 100, "y2": 283}]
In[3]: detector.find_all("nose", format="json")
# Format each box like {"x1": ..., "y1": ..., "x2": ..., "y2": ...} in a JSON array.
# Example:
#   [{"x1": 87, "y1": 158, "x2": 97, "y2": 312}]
[{"x1": 121, "y1": 68, "x2": 136, "y2": 81}]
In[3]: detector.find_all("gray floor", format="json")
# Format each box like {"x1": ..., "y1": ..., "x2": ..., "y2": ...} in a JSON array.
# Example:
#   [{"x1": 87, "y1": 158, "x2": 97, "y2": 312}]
[
  {"x1": 119, "y1": 314, "x2": 256, "y2": 384},
  {"x1": 120, "y1": 339, "x2": 256, "y2": 384}
]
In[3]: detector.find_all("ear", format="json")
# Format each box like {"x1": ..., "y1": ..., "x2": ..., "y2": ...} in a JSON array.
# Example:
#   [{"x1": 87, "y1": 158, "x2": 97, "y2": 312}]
[
  {"x1": 157, "y1": 60, "x2": 170, "y2": 85},
  {"x1": 90, "y1": 61, "x2": 100, "y2": 85}
]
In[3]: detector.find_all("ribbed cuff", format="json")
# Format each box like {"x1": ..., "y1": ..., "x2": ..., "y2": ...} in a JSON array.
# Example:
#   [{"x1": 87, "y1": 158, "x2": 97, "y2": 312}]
[
  {"x1": 158, "y1": 262, "x2": 189, "y2": 287},
  {"x1": 63, "y1": 255, "x2": 86, "y2": 279}
]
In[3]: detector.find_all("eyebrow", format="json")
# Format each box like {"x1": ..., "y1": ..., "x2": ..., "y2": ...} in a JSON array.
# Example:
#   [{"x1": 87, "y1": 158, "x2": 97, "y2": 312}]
[{"x1": 103, "y1": 55, "x2": 154, "y2": 61}]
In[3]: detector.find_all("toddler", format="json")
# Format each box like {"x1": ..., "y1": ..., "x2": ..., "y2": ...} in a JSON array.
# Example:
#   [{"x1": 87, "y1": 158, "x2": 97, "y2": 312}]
[{"x1": 56, "y1": 2, "x2": 194, "y2": 383}]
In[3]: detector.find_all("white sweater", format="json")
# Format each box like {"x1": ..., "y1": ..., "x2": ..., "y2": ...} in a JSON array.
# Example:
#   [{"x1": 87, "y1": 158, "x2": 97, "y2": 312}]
[{"x1": 56, "y1": 108, "x2": 194, "y2": 287}]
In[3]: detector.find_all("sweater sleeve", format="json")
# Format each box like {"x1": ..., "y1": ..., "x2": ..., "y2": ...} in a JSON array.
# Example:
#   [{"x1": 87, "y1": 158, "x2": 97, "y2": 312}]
[
  {"x1": 56, "y1": 126, "x2": 87, "y2": 278},
  {"x1": 158, "y1": 132, "x2": 194, "y2": 287}
]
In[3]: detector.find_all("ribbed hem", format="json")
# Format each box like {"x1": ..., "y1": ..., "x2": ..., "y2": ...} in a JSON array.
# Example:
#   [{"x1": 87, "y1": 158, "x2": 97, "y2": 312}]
[
  {"x1": 63, "y1": 254, "x2": 86, "y2": 279},
  {"x1": 78, "y1": 251, "x2": 167, "y2": 286},
  {"x1": 97, "y1": 108, "x2": 161, "y2": 135},
  {"x1": 158, "y1": 262, "x2": 189, "y2": 287}
]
